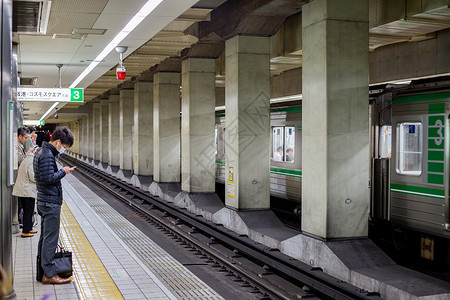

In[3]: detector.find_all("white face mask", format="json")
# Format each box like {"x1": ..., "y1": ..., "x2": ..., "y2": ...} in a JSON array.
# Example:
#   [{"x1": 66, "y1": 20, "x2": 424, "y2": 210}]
[{"x1": 57, "y1": 141, "x2": 66, "y2": 154}]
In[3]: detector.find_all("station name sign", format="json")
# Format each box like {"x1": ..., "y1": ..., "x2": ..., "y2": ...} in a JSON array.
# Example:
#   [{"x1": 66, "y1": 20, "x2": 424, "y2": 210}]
[{"x1": 17, "y1": 88, "x2": 84, "y2": 102}]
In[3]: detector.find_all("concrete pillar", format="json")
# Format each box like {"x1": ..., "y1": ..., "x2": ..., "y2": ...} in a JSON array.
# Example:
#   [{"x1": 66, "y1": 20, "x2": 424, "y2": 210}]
[
  {"x1": 153, "y1": 72, "x2": 181, "y2": 183},
  {"x1": 72, "y1": 121, "x2": 80, "y2": 154},
  {"x1": 133, "y1": 81, "x2": 153, "y2": 175},
  {"x1": 87, "y1": 103, "x2": 94, "y2": 159},
  {"x1": 181, "y1": 58, "x2": 216, "y2": 193},
  {"x1": 93, "y1": 102, "x2": 101, "y2": 161},
  {"x1": 302, "y1": 0, "x2": 369, "y2": 239},
  {"x1": 78, "y1": 118, "x2": 83, "y2": 156},
  {"x1": 120, "y1": 89, "x2": 134, "y2": 171},
  {"x1": 100, "y1": 100, "x2": 109, "y2": 164},
  {"x1": 224, "y1": 35, "x2": 271, "y2": 210},
  {"x1": 84, "y1": 114, "x2": 90, "y2": 158},
  {"x1": 108, "y1": 95, "x2": 120, "y2": 166}
]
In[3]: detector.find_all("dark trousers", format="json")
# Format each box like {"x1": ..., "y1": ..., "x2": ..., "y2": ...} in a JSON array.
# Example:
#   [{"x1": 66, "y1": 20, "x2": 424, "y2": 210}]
[
  {"x1": 20, "y1": 197, "x2": 35, "y2": 233},
  {"x1": 37, "y1": 201, "x2": 61, "y2": 278},
  {"x1": 18, "y1": 197, "x2": 23, "y2": 224}
]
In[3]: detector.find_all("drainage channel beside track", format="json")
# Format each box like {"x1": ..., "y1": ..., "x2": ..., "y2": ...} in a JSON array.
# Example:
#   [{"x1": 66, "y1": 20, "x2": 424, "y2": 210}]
[{"x1": 61, "y1": 155, "x2": 383, "y2": 300}]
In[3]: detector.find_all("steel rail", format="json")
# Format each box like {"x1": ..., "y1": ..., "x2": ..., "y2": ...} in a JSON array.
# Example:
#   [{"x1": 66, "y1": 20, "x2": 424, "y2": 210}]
[{"x1": 62, "y1": 155, "x2": 382, "y2": 300}]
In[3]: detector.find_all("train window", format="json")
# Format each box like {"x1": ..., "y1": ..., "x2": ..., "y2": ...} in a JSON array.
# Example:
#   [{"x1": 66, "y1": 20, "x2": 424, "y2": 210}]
[
  {"x1": 379, "y1": 125, "x2": 392, "y2": 158},
  {"x1": 215, "y1": 128, "x2": 218, "y2": 155},
  {"x1": 272, "y1": 126, "x2": 295, "y2": 163},
  {"x1": 273, "y1": 127, "x2": 284, "y2": 161},
  {"x1": 396, "y1": 122, "x2": 423, "y2": 175},
  {"x1": 285, "y1": 127, "x2": 295, "y2": 163}
]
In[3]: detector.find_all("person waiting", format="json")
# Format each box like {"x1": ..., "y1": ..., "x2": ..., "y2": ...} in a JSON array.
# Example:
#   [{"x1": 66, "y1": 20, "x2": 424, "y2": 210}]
[
  {"x1": 286, "y1": 148, "x2": 294, "y2": 162},
  {"x1": 17, "y1": 126, "x2": 30, "y2": 166},
  {"x1": 273, "y1": 146, "x2": 284, "y2": 161},
  {"x1": 34, "y1": 127, "x2": 75, "y2": 284},
  {"x1": 12, "y1": 150, "x2": 37, "y2": 237},
  {"x1": 23, "y1": 126, "x2": 37, "y2": 150}
]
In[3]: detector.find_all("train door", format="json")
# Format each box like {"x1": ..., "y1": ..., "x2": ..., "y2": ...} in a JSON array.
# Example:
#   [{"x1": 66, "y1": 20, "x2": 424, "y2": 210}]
[
  {"x1": 370, "y1": 94, "x2": 392, "y2": 222},
  {"x1": 390, "y1": 98, "x2": 449, "y2": 238}
]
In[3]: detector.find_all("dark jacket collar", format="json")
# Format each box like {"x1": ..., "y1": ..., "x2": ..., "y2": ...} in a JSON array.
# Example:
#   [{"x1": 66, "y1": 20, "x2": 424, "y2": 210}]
[{"x1": 42, "y1": 141, "x2": 59, "y2": 156}]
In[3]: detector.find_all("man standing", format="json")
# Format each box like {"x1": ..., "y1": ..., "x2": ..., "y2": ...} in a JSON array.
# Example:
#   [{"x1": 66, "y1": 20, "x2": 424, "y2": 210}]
[
  {"x1": 34, "y1": 126, "x2": 75, "y2": 284},
  {"x1": 17, "y1": 126, "x2": 30, "y2": 166}
]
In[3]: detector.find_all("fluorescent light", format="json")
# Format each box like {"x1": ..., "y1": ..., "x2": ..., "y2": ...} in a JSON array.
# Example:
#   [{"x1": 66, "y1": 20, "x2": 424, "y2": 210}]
[
  {"x1": 69, "y1": 0, "x2": 163, "y2": 89},
  {"x1": 214, "y1": 94, "x2": 303, "y2": 111},
  {"x1": 40, "y1": 102, "x2": 59, "y2": 121}
]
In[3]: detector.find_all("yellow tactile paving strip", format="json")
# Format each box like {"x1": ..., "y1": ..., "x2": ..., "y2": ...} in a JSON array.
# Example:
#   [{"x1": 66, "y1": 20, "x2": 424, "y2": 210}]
[{"x1": 59, "y1": 201, "x2": 124, "y2": 300}]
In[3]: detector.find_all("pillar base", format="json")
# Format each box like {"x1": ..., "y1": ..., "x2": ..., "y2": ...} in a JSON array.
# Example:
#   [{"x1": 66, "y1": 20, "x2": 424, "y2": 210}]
[
  {"x1": 105, "y1": 165, "x2": 120, "y2": 177},
  {"x1": 130, "y1": 175, "x2": 153, "y2": 191},
  {"x1": 174, "y1": 192, "x2": 223, "y2": 220},
  {"x1": 149, "y1": 182, "x2": 181, "y2": 202},
  {"x1": 97, "y1": 162, "x2": 109, "y2": 172},
  {"x1": 92, "y1": 159, "x2": 101, "y2": 168},
  {"x1": 117, "y1": 169, "x2": 133, "y2": 183},
  {"x1": 12, "y1": 222, "x2": 20, "y2": 234}
]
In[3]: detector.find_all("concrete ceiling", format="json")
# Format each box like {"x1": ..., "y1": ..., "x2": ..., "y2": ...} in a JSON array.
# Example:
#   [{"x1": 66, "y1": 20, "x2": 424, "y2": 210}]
[
  {"x1": 15, "y1": 0, "x2": 217, "y2": 124},
  {"x1": 15, "y1": 0, "x2": 450, "y2": 125}
]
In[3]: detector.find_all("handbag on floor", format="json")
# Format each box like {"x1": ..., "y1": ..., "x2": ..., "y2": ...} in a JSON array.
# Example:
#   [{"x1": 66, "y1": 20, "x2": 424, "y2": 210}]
[
  {"x1": 36, "y1": 246, "x2": 73, "y2": 281},
  {"x1": 54, "y1": 245, "x2": 73, "y2": 278}
]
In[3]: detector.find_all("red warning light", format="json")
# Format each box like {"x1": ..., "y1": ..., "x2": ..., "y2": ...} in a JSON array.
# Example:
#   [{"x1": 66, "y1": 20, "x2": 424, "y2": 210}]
[
  {"x1": 49, "y1": 133, "x2": 52, "y2": 138},
  {"x1": 116, "y1": 66, "x2": 126, "y2": 80}
]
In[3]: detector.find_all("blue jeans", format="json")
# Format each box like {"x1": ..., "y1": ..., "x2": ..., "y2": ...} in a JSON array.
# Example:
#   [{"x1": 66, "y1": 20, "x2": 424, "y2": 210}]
[{"x1": 37, "y1": 201, "x2": 61, "y2": 278}]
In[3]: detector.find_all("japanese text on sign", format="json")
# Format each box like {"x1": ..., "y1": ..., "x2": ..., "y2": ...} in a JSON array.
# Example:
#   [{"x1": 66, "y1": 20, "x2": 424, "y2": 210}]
[{"x1": 17, "y1": 88, "x2": 84, "y2": 102}]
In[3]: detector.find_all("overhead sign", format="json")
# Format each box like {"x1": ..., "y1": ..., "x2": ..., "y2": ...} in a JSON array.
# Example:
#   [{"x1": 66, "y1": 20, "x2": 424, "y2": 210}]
[{"x1": 17, "y1": 88, "x2": 84, "y2": 102}]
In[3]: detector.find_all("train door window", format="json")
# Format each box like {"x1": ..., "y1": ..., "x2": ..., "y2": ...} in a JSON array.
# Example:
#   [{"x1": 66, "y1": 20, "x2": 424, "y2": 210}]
[
  {"x1": 379, "y1": 125, "x2": 392, "y2": 158},
  {"x1": 285, "y1": 127, "x2": 295, "y2": 163},
  {"x1": 215, "y1": 128, "x2": 218, "y2": 155},
  {"x1": 272, "y1": 127, "x2": 284, "y2": 161},
  {"x1": 396, "y1": 122, "x2": 423, "y2": 175},
  {"x1": 222, "y1": 128, "x2": 226, "y2": 154}
]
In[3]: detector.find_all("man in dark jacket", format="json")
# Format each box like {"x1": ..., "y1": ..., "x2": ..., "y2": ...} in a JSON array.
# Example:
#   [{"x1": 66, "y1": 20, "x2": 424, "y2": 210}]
[{"x1": 34, "y1": 126, "x2": 75, "y2": 284}]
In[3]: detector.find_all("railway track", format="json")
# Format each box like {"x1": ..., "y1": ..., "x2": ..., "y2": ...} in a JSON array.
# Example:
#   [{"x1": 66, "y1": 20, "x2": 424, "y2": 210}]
[{"x1": 61, "y1": 155, "x2": 383, "y2": 300}]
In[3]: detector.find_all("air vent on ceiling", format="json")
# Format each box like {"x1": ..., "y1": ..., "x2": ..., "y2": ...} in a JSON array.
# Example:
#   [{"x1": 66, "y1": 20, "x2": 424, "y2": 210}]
[
  {"x1": 19, "y1": 77, "x2": 37, "y2": 86},
  {"x1": 13, "y1": 0, "x2": 52, "y2": 34}
]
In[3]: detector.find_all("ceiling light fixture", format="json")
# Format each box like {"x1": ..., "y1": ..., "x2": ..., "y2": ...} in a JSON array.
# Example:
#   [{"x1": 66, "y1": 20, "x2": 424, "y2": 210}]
[
  {"x1": 69, "y1": 0, "x2": 163, "y2": 89},
  {"x1": 38, "y1": 0, "x2": 163, "y2": 121}
]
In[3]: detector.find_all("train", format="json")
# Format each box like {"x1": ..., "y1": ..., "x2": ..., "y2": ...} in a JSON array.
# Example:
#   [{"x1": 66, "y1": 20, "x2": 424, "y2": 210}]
[{"x1": 214, "y1": 77, "x2": 450, "y2": 275}]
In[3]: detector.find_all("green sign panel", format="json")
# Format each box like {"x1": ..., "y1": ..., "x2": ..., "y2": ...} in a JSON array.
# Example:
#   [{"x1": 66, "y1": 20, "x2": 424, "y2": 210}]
[
  {"x1": 71, "y1": 89, "x2": 83, "y2": 102},
  {"x1": 40, "y1": 120, "x2": 45, "y2": 126}
]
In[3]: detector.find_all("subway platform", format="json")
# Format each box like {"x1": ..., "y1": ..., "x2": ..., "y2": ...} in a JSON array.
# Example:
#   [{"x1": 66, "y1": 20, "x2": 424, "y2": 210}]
[{"x1": 12, "y1": 174, "x2": 223, "y2": 300}]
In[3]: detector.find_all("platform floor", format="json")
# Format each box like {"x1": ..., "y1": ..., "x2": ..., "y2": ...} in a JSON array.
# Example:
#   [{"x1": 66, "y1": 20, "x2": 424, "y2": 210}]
[{"x1": 12, "y1": 174, "x2": 223, "y2": 299}]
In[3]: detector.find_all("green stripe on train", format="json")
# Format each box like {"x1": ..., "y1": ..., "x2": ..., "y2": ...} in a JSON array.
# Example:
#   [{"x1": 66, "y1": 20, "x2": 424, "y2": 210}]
[
  {"x1": 428, "y1": 162, "x2": 444, "y2": 173},
  {"x1": 427, "y1": 174, "x2": 444, "y2": 185},
  {"x1": 390, "y1": 183, "x2": 445, "y2": 199},
  {"x1": 270, "y1": 106, "x2": 302, "y2": 113},
  {"x1": 428, "y1": 138, "x2": 444, "y2": 150},
  {"x1": 215, "y1": 160, "x2": 225, "y2": 166},
  {"x1": 270, "y1": 167, "x2": 302, "y2": 177},
  {"x1": 216, "y1": 106, "x2": 302, "y2": 117},
  {"x1": 429, "y1": 150, "x2": 444, "y2": 161},
  {"x1": 393, "y1": 91, "x2": 450, "y2": 104},
  {"x1": 428, "y1": 115, "x2": 445, "y2": 125},
  {"x1": 215, "y1": 161, "x2": 301, "y2": 178}
]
